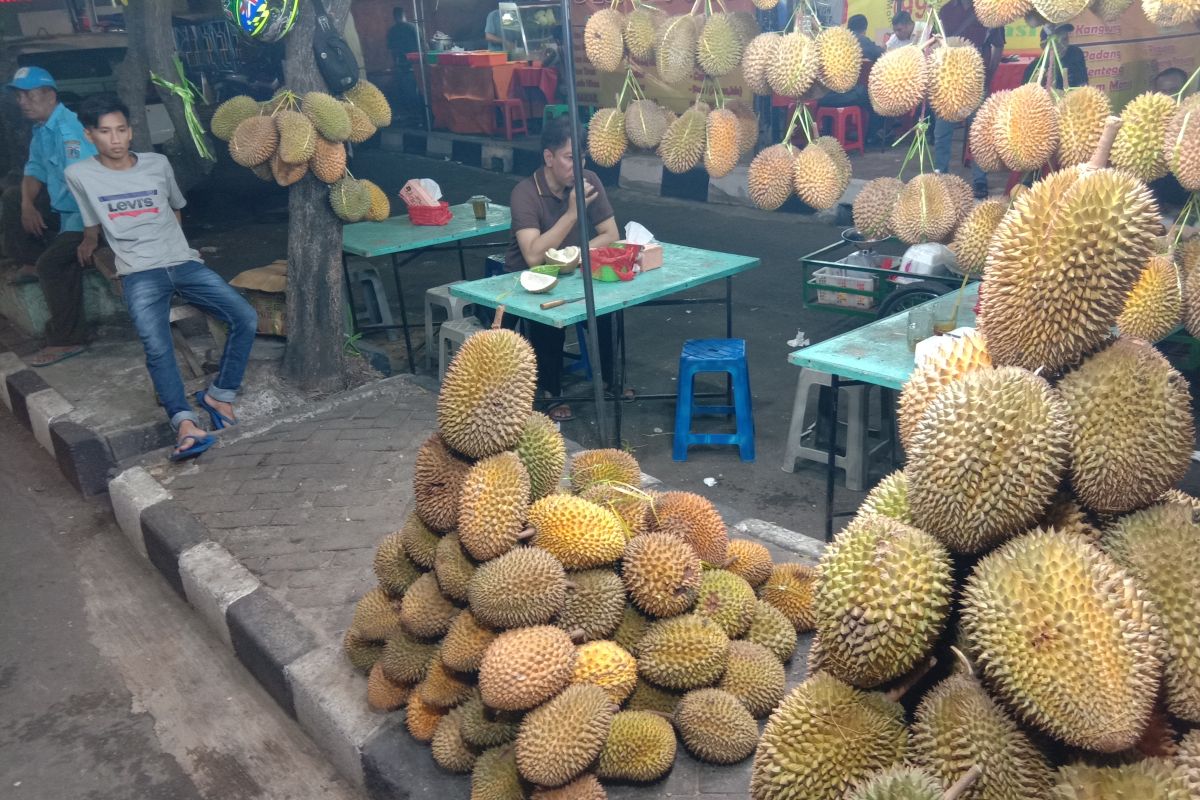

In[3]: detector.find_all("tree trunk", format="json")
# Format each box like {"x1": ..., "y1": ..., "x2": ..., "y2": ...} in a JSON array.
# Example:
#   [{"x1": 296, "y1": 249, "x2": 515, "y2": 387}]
[
  {"x1": 282, "y1": 0, "x2": 350, "y2": 392},
  {"x1": 114, "y1": 0, "x2": 153, "y2": 153}
]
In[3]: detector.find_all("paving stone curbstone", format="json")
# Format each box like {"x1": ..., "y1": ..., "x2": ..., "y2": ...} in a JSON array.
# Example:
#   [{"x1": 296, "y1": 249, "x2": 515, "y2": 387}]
[
  {"x1": 0, "y1": 351, "x2": 26, "y2": 411},
  {"x1": 5, "y1": 368, "x2": 50, "y2": 429},
  {"x1": 361, "y1": 716, "x2": 470, "y2": 799},
  {"x1": 49, "y1": 418, "x2": 114, "y2": 496},
  {"x1": 26, "y1": 387, "x2": 73, "y2": 456},
  {"x1": 108, "y1": 466, "x2": 172, "y2": 558},
  {"x1": 140, "y1": 500, "x2": 207, "y2": 598},
  {"x1": 178, "y1": 541, "x2": 259, "y2": 648},
  {"x1": 226, "y1": 587, "x2": 318, "y2": 718},
  {"x1": 734, "y1": 518, "x2": 826, "y2": 565}
]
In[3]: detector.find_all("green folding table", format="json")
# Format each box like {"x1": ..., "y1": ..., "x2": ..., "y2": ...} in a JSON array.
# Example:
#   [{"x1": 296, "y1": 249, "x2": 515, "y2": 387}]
[{"x1": 341, "y1": 203, "x2": 512, "y2": 372}]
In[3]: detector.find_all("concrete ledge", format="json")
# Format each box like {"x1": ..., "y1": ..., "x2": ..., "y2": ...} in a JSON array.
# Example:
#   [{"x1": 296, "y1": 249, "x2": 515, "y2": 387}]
[
  {"x1": 49, "y1": 418, "x2": 114, "y2": 496},
  {"x1": 226, "y1": 587, "x2": 318, "y2": 719},
  {"x1": 178, "y1": 541, "x2": 259, "y2": 648},
  {"x1": 5, "y1": 369, "x2": 50, "y2": 430},
  {"x1": 0, "y1": 351, "x2": 24, "y2": 411},
  {"x1": 140, "y1": 499, "x2": 207, "y2": 598},
  {"x1": 361, "y1": 716, "x2": 470, "y2": 798},
  {"x1": 734, "y1": 517, "x2": 826, "y2": 565},
  {"x1": 108, "y1": 466, "x2": 172, "y2": 558},
  {"x1": 26, "y1": 387, "x2": 73, "y2": 455}
]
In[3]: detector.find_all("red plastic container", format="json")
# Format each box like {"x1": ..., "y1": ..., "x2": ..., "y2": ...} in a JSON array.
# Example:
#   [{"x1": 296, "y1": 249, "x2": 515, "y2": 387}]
[
  {"x1": 467, "y1": 51, "x2": 507, "y2": 67},
  {"x1": 589, "y1": 244, "x2": 641, "y2": 281},
  {"x1": 437, "y1": 52, "x2": 472, "y2": 66},
  {"x1": 408, "y1": 201, "x2": 453, "y2": 226}
]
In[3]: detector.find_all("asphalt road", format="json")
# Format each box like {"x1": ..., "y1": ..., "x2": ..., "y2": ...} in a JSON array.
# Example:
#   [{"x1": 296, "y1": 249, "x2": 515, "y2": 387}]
[{"x1": 0, "y1": 413, "x2": 362, "y2": 800}]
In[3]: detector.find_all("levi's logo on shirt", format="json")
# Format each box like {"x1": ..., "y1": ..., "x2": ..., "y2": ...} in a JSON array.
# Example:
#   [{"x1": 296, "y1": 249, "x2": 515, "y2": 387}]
[{"x1": 100, "y1": 189, "x2": 160, "y2": 220}]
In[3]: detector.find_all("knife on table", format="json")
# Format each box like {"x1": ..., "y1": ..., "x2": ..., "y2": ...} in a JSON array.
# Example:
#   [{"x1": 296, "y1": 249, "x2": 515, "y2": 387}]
[{"x1": 540, "y1": 296, "x2": 587, "y2": 310}]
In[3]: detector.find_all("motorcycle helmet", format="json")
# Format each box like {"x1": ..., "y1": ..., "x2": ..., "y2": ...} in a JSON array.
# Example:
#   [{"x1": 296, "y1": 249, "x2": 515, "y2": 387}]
[{"x1": 225, "y1": 0, "x2": 300, "y2": 43}]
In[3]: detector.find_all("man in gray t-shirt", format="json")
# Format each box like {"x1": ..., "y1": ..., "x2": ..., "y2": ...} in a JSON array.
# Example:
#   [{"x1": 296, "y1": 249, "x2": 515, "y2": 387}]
[{"x1": 65, "y1": 94, "x2": 258, "y2": 462}]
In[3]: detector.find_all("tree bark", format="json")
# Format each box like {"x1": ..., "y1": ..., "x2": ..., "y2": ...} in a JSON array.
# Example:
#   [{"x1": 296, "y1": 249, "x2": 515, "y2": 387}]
[
  {"x1": 114, "y1": 0, "x2": 153, "y2": 153},
  {"x1": 282, "y1": 0, "x2": 351, "y2": 392}
]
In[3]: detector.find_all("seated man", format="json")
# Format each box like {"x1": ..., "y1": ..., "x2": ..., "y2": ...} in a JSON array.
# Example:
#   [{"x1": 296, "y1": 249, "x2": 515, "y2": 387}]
[
  {"x1": 65, "y1": 94, "x2": 259, "y2": 461},
  {"x1": 885, "y1": 11, "x2": 922, "y2": 51},
  {"x1": 506, "y1": 115, "x2": 628, "y2": 422}
]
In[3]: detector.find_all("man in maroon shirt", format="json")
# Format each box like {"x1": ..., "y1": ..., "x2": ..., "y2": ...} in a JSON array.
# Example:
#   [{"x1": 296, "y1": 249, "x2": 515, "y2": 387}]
[{"x1": 505, "y1": 115, "x2": 625, "y2": 422}]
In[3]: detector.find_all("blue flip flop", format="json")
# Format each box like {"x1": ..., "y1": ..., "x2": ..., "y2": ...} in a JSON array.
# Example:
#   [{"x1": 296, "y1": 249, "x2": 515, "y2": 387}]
[
  {"x1": 195, "y1": 391, "x2": 237, "y2": 430},
  {"x1": 169, "y1": 433, "x2": 215, "y2": 462}
]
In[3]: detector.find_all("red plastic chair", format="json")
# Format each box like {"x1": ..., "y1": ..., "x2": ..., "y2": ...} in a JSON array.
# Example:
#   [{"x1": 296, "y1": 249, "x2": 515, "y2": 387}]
[
  {"x1": 814, "y1": 106, "x2": 866, "y2": 155},
  {"x1": 493, "y1": 98, "x2": 528, "y2": 140}
]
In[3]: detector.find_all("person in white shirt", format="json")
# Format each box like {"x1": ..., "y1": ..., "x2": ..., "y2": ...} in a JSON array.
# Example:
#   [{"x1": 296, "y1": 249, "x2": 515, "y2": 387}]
[{"x1": 885, "y1": 11, "x2": 922, "y2": 51}]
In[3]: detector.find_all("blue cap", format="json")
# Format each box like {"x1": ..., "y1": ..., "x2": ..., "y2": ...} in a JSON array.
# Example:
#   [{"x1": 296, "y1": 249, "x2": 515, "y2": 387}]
[{"x1": 7, "y1": 66, "x2": 56, "y2": 91}]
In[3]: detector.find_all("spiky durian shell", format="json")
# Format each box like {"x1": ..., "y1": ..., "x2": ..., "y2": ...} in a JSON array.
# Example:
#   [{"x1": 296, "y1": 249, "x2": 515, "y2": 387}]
[
  {"x1": 816, "y1": 27, "x2": 863, "y2": 93},
  {"x1": 309, "y1": 136, "x2": 347, "y2": 184},
  {"x1": 994, "y1": 83, "x2": 1059, "y2": 172},
  {"x1": 624, "y1": 99, "x2": 667, "y2": 149},
  {"x1": 852, "y1": 177, "x2": 903, "y2": 239},
  {"x1": 1092, "y1": 0, "x2": 1135, "y2": 18},
  {"x1": 229, "y1": 115, "x2": 278, "y2": 167},
  {"x1": 343, "y1": 79, "x2": 392, "y2": 128},
  {"x1": 330, "y1": 176, "x2": 371, "y2": 223},
  {"x1": 269, "y1": 153, "x2": 307, "y2": 187},
  {"x1": 890, "y1": 174, "x2": 958, "y2": 245},
  {"x1": 898, "y1": 329, "x2": 992, "y2": 450},
  {"x1": 211, "y1": 95, "x2": 261, "y2": 142},
  {"x1": 949, "y1": 199, "x2": 1006, "y2": 275},
  {"x1": 657, "y1": 16, "x2": 698, "y2": 85},
  {"x1": 584, "y1": 9, "x2": 625, "y2": 73},
  {"x1": 587, "y1": 108, "x2": 627, "y2": 168},
  {"x1": 929, "y1": 43, "x2": 985, "y2": 123},
  {"x1": 728, "y1": 100, "x2": 759, "y2": 155},
  {"x1": 703, "y1": 108, "x2": 740, "y2": 178},
  {"x1": 658, "y1": 107, "x2": 707, "y2": 174},
  {"x1": 1034, "y1": 0, "x2": 1091, "y2": 22},
  {"x1": 1164, "y1": 94, "x2": 1200, "y2": 191},
  {"x1": 938, "y1": 173, "x2": 974, "y2": 229},
  {"x1": 747, "y1": 144, "x2": 795, "y2": 211},
  {"x1": 1056, "y1": 86, "x2": 1112, "y2": 167},
  {"x1": 742, "y1": 33, "x2": 780, "y2": 96},
  {"x1": 301, "y1": 91, "x2": 351, "y2": 142},
  {"x1": 869, "y1": 46, "x2": 929, "y2": 118},
  {"x1": 975, "y1": 0, "x2": 1034, "y2": 26},
  {"x1": 792, "y1": 141, "x2": 846, "y2": 210},
  {"x1": 1117, "y1": 255, "x2": 1183, "y2": 342},
  {"x1": 968, "y1": 89, "x2": 1011, "y2": 173},
  {"x1": 767, "y1": 32, "x2": 819, "y2": 98},
  {"x1": 624, "y1": 7, "x2": 660, "y2": 62},
  {"x1": 1112, "y1": 92, "x2": 1175, "y2": 182},
  {"x1": 1143, "y1": 0, "x2": 1200, "y2": 26},
  {"x1": 696, "y1": 14, "x2": 743, "y2": 78}
]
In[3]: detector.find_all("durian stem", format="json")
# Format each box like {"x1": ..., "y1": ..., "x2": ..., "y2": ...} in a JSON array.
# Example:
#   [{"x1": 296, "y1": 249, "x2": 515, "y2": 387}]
[
  {"x1": 1170, "y1": 193, "x2": 1199, "y2": 250},
  {"x1": 492, "y1": 305, "x2": 506, "y2": 329},
  {"x1": 1047, "y1": 38, "x2": 1066, "y2": 96},
  {"x1": 1176, "y1": 64, "x2": 1200, "y2": 102},
  {"x1": 929, "y1": 6, "x2": 944, "y2": 39},
  {"x1": 1087, "y1": 115, "x2": 1122, "y2": 169},
  {"x1": 516, "y1": 526, "x2": 536, "y2": 541},
  {"x1": 714, "y1": 0, "x2": 729, "y2": 14},
  {"x1": 949, "y1": 646, "x2": 974, "y2": 676},
  {"x1": 885, "y1": 656, "x2": 936, "y2": 702},
  {"x1": 567, "y1": 627, "x2": 587, "y2": 643},
  {"x1": 688, "y1": 0, "x2": 703, "y2": 17},
  {"x1": 943, "y1": 765, "x2": 983, "y2": 800}
]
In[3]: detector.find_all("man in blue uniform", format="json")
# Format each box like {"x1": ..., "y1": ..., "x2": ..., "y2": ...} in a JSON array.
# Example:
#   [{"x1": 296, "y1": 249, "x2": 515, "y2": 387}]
[{"x1": 3, "y1": 67, "x2": 97, "y2": 366}]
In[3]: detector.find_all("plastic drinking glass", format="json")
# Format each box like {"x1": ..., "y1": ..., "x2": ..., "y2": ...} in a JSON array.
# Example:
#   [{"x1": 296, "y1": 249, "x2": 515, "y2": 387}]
[{"x1": 907, "y1": 306, "x2": 935, "y2": 351}]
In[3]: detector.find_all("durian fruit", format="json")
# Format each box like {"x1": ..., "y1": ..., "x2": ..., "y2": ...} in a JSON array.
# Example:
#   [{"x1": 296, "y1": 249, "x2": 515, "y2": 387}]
[
  {"x1": 704, "y1": 107, "x2": 740, "y2": 178},
  {"x1": 330, "y1": 176, "x2": 371, "y2": 222},
  {"x1": 528, "y1": 494, "x2": 627, "y2": 569},
  {"x1": 1053, "y1": 760, "x2": 1190, "y2": 800},
  {"x1": 1057, "y1": 86, "x2": 1112, "y2": 167},
  {"x1": 441, "y1": 610, "x2": 496, "y2": 674},
  {"x1": 613, "y1": 604, "x2": 651, "y2": 655},
  {"x1": 697, "y1": 14, "x2": 742, "y2": 78},
  {"x1": 530, "y1": 774, "x2": 605, "y2": 800},
  {"x1": 211, "y1": 95, "x2": 261, "y2": 142},
  {"x1": 744, "y1": 599, "x2": 798, "y2": 662},
  {"x1": 569, "y1": 448, "x2": 641, "y2": 494},
  {"x1": 309, "y1": 136, "x2": 347, "y2": 183},
  {"x1": 479, "y1": 625, "x2": 577, "y2": 712},
  {"x1": 623, "y1": 7, "x2": 660, "y2": 62},
  {"x1": 816, "y1": 514, "x2": 952, "y2": 688},
  {"x1": 1117, "y1": 255, "x2": 1183, "y2": 342},
  {"x1": 1186, "y1": 269, "x2": 1200, "y2": 338},
  {"x1": 729, "y1": 100, "x2": 759, "y2": 156},
  {"x1": 367, "y1": 661, "x2": 410, "y2": 711},
  {"x1": 584, "y1": 9, "x2": 624, "y2": 73},
  {"x1": 994, "y1": 83, "x2": 1059, "y2": 172},
  {"x1": 624, "y1": 678, "x2": 681, "y2": 714},
  {"x1": 674, "y1": 688, "x2": 758, "y2": 764},
  {"x1": 1143, "y1": 0, "x2": 1199, "y2": 29},
  {"x1": 728, "y1": 11, "x2": 761, "y2": 48},
  {"x1": 906, "y1": 367, "x2": 1069, "y2": 554},
  {"x1": 1034, "y1": 0, "x2": 1091, "y2": 22},
  {"x1": 961, "y1": 528, "x2": 1162, "y2": 753},
  {"x1": 362, "y1": 179, "x2": 390, "y2": 221},
  {"x1": 767, "y1": 32, "x2": 819, "y2": 98},
  {"x1": 793, "y1": 142, "x2": 846, "y2": 210},
  {"x1": 344, "y1": 628, "x2": 386, "y2": 673},
  {"x1": 557, "y1": 569, "x2": 625, "y2": 641},
  {"x1": 275, "y1": 108, "x2": 317, "y2": 164},
  {"x1": 624, "y1": 99, "x2": 667, "y2": 150},
  {"x1": 897, "y1": 328, "x2": 992, "y2": 450},
  {"x1": 725, "y1": 538, "x2": 773, "y2": 588},
  {"x1": 1165, "y1": 94, "x2": 1200, "y2": 191},
  {"x1": 432, "y1": 707, "x2": 479, "y2": 773},
  {"x1": 434, "y1": 533, "x2": 475, "y2": 603},
  {"x1": 458, "y1": 690, "x2": 520, "y2": 749},
  {"x1": 853, "y1": 177, "x2": 903, "y2": 239},
  {"x1": 719, "y1": 639, "x2": 786, "y2": 717},
  {"x1": 658, "y1": 106, "x2": 707, "y2": 174},
  {"x1": 578, "y1": 484, "x2": 650, "y2": 539},
  {"x1": 752, "y1": 0, "x2": 780, "y2": 8},
  {"x1": 260, "y1": 89, "x2": 293, "y2": 116},
  {"x1": 1111, "y1": 92, "x2": 1175, "y2": 182},
  {"x1": 229, "y1": 115, "x2": 278, "y2": 167},
  {"x1": 351, "y1": 587, "x2": 403, "y2": 641},
  {"x1": 514, "y1": 412, "x2": 566, "y2": 502},
  {"x1": 621, "y1": 531, "x2": 701, "y2": 617},
  {"x1": 374, "y1": 531, "x2": 421, "y2": 597},
  {"x1": 1102, "y1": 503, "x2": 1200, "y2": 722},
  {"x1": 868, "y1": 46, "x2": 929, "y2": 118},
  {"x1": 437, "y1": 328, "x2": 537, "y2": 459},
  {"x1": 570, "y1": 640, "x2": 637, "y2": 704},
  {"x1": 418, "y1": 656, "x2": 474, "y2": 708},
  {"x1": 596, "y1": 710, "x2": 676, "y2": 782},
  {"x1": 343, "y1": 79, "x2": 392, "y2": 128},
  {"x1": 857, "y1": 471, "x2": 913, "y2": 525},
  {"x1": 587, "y1": 108, "x2": 627, "y2": 168},
  {"x1": 742, "y1": 33, "x2": 780, "y2": 96},
  {"x1": 816, "y1": 27, "x2": 863, "y2": 93},
  {"x1": 846, "y1": 768, "x2": 944, "y2": 800},
  {"x1": 402, "y1": 510, "x2": 441, "y2": 569},
  {"x1": 647, "y1": 490, "x2": 728, "y2": 565},
  {"x1": 471, "y1": 746, "x2": 523, "y2": 800},
  {"x1": 751, "y1": 673, "x2": 909, "y2": 800},
  {"x1": 1092, "y1": 0, "x2": 1135, "y2": 17},
  {"x1": 301, "y1": 91, "x2": 351, "y2": 142},
  {"x1": 406, "y1": 693, "x2": 447, "y2": 742},
  {"x1": 694, "y1": 569, "x2": 756, "y2": 637},
  {"x1": 636, "y1": 614, "x2": 730, "y2": 690},
  {"x1": 515, "y1": 684, "x2": 614, "y2": 787},
  {"x1": 656, "y1": 16, "x2": 698, "y2": 85},
  {"x1": 748, "y1": 144, "x2": 795, "y2": 211},
  {"x1": 399, "y1": 572, "x2": 460, "y2": 639},
  {"x1": 468, "y1": 546, "x2": 566, "y2": 629},
  {"x1": 968, "y1": 90, "x2": 1011, "y2": 173},
  {"x1": 938, "y1": 173, "x2": 974, "y2": 227},
  {"x1": 1180, "y1": 235, "x2": 1200, "y2": 282},
  {"x1": 458, "y1": 452, "x2": 531, "y2": 562},
  {"x1": 890, "y1": 174, "x2": 958, "y2": 245},
  {"x1": 379, "y1": 629, "x2": 437, "y2": 684},
  {"x1": 1180, "y1": 730, "x2": 1200, "y2": 798},
  {"x1": 414, "y1": 432, "x2": 471, "y2": 533},
  {"x1": 344, "y1": 102, "x2": 377, "y2": 144},
  {"x1": 911, "y1": 672, "x2": 1056, "y2": 799},
  {"x1": 758, "y1": 562, "x2": 818, "y2": 632},
  {"x1": 929, "y1": 43, "x2": 985, "y2": 123},
  {"x1": 980, "y1": 167, "x2": 1160, "y2": 372},
  {"x1": 948, "y1": 199, "x2": 1006, "y2": 275},
  {"x1": 1058, "y1": 339, "x2": 1193, "y2": 515},
  {"x1": 975, "y1": 0, "x2": 1033, "y2": 26}
]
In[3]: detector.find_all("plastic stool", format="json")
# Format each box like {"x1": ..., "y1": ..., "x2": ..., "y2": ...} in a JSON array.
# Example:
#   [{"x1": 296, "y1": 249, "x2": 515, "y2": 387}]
[
  {"x1": 494, "y1": 98, "x2": 528, "y2": 140},
  {"x1": 564, "y1": 322, "x2": 592, "y2": 380},
  {"x1": 424, "y1": 282, "x2": 475, "y2": 370},
  {"x1": 672, "y1": 339, "x2": 755, "y2": 462},
  {"x1": 438, "y1": 317, "x2": 485, "y2": 383},
  {"x1": 346, "y1": 261, "x2": 398, "y2": 341},
  {"x1": 781, "y1": 368, "x2": 892, "y2": 491},
  {"x1": 814, "y1": 106, "x2": 866, "y2": 155}
]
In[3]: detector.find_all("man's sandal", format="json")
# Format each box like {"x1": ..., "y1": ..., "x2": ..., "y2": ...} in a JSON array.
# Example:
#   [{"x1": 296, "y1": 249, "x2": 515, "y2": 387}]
[{"x1": 169, "y1": 433, "x2": 215, "y2": 462}]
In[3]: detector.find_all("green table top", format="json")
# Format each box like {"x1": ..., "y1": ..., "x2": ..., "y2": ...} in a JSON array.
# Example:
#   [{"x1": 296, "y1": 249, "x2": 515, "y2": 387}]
[
  {"x1": 788, "y1": 282, "x2": 980, "y2": 390},
  {"x1": 341, "y1": 203, "x2": 511, "y2": 257},
  {"x1": 449, "y1": 243, "x2": 761, "y2": 328}
]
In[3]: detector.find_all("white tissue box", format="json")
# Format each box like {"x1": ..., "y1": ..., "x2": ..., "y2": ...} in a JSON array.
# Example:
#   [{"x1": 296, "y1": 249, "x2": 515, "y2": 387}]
[{"x1": 619, "y1": 241, "x2": 662, "y2": 271}]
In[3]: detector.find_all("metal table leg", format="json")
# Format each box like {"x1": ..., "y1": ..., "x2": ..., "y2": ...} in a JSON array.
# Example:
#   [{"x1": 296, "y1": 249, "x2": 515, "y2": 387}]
[
  {"x1": 614, "y1": 310, "x2": 625, "y2": 447},
  {"x1": 825, "y1": 374, "x2": 839, "y2": 542},
  {"x1": 342, "y1": 254, "x2": 357, "y2": 336},
  {"x1": 456, "y1": 240, "x2": 467, "y2": 281},
  {"x1": 725, "y1": 275, "x2": 734, "y2": 407},
  {"x1": 390, "y1": 253, "x2": 417, "y2": 374}
]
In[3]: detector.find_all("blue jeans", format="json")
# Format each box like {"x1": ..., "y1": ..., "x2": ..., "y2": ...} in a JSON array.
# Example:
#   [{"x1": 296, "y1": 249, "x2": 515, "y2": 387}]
[
  {"x1": 122, "y1": 261, "x2": 258, "y2": 430},
  {"x1": 933, "y1": 112, "x2": 988, "y2": 190}
]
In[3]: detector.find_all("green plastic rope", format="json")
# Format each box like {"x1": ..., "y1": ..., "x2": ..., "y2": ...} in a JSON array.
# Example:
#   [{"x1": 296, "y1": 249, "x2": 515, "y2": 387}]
[{"x1": 151, "y1": 56, "x2": 214, "y2": 161}]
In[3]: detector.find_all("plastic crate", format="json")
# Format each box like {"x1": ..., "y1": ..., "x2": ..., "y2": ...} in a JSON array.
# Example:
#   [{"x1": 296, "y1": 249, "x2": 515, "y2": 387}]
[
  {"x1": 467, "y1": 51, "x2": 507, "y2": 67},
  {"x1": 810, "y1": 266, "x2": 876, "y2": 309},
  {"x1": 437, "y1": 52, "x2": 472, "y2": 65}
]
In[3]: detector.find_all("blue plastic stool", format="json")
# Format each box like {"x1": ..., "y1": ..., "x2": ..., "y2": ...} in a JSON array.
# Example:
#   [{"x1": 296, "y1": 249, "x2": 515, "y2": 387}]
[
  {"x1": 564, "y1": 322, "x2": 592, "y2": 380},
  {"x1": 673, "y1": 338, "x2": 755, "y2": 462}
]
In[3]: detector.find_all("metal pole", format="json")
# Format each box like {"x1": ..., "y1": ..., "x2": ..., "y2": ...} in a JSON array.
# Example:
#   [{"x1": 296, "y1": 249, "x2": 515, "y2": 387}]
[
  {"x1": 559, "y1": 0, "x2": 609, "y2": 445},
  {"x1": 413, "y1": 0, "x2": 433, "y2": 131}
]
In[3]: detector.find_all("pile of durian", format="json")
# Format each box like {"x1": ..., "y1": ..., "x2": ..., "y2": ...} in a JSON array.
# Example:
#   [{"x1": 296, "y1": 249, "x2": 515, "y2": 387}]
[
  {"x1": 209, "y1": 80, "x2": 392, "y2": 223},
  {"x1": 749, "y1": 119, "x2": 1200, "y2": 799},
  {"x1": 971, "y1": 0, "x2": 1199, "y2": 26},
  {"x1": 342, "y1": 317, "x2": 821, "y2": 798}
]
